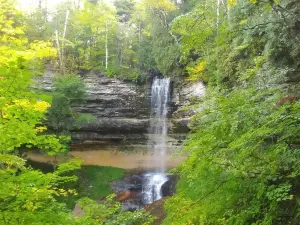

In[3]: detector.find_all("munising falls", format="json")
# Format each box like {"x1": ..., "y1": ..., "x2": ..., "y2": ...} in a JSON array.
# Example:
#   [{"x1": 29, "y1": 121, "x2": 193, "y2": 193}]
[{"x1": 1, "y1": 0, "x2": 300, "y2": 224}]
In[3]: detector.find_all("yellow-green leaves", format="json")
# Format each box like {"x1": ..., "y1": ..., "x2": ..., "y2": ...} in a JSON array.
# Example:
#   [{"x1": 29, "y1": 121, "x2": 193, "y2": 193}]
[
  {"x1": 0, "y1": 1, "x2": 56, "y2": 66},
  {"x1": 228, "y1": 0, "x2": 258, "y2": 7},
  {"x1": 228, "y1": 0, "x2": 238, "y2": 7},
  {"x1": 54, "y1": 158, "x2": 82, "y2": 175},
  {"x1": 186, "y1": 60, "x2": 208, "y2": 82},
  {"x1": 0, "y1": 1, "x2": 78, "y2": 223},
  {"x1": 77, "y1": 196, "x2": 154, "y2": 225},
  {"x1": 164, "y1": 86, "x2": 300, "y2": 224}
]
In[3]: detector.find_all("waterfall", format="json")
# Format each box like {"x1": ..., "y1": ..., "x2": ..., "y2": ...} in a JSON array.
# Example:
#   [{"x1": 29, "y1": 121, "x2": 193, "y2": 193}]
[
  {"x1": 149, "y1": 77, "x2": 170, "y2": 171},
  {"x1": 142, "y1": 77, "x2": 170, "y2": 204}
]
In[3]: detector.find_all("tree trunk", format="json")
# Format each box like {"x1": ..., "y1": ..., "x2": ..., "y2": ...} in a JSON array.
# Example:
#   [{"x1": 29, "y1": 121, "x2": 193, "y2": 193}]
[
  {"x1": 217, "y1": 0, "x2": 220, "y2": 28},
  {"x1": 61, "y1": 9, "x2": 70, "y2": 74},
  {"x1": 105, "y1": 20, "x2": 108, "y2": 70},
  {"x1": 38, "y1": 0, "x2": 42, "y2": 10},
  {"x1": 55, "y1": 30, "x2": 62, "y2": 71}
]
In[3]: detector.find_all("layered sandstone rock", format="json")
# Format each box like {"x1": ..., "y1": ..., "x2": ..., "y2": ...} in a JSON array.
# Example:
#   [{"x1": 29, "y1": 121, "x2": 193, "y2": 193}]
[{"x1": 37, "y1": 67, "x2": 205, "y2": 150}]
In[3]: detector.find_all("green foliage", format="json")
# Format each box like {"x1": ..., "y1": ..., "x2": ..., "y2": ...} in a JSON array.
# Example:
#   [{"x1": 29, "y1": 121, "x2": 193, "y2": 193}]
[
  {"x1": 73, "y1": 0, "x2": 117, "y2": 71},
  {"x1": 47, "y1": 74, "x2": 94, "y2": 134},
  {"x1": 164, "y1": 88, "x2": 300, "y2": 224},
  {"x1": 162, "y1": 1, "x2": 300, "y2": 223},
  {"x1": 0, "y1": 1, "x2": 153, "y2": 224},
  {"x1": 77, "y1": 196, "x2": 155, "y2": 225},
  {"x1": 138, "y1": 37, "x2": 157, "y2": 72},
  {"x1": 0, "y1": 17, "x2": 76, "y2": 221},
  {"x1": 24, "y1": 8, "x2": 52, "y2": 42},
  {"x1": 22, "y1": 0, "x2": 184, "y2": 79},
  {"x1": 58, "y1": 165, "x2": 125, "y2": 209},
  {"x1": 115, "y1": 0, "x2": 135, "y2": 22},
  {"x1": 134, "y1": 0, "x2": 181, "y2": 77},
  {"x1": 170, "y1": 0, "x2": 232, "y2": 84},
  {"x1": 151, "y1": 24, "x2": 180, "y2": 76}
]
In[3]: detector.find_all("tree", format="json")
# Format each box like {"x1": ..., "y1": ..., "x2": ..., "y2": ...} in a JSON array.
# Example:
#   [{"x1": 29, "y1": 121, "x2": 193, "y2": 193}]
[
  {"x1": 132, "y1": 0, "x2": 181, "y2": 77},
  {"x1": 47, "y1": 74, "x2": 93, "y2": 135},
  {"x1": 71, "y1": 0, "x2": 118, "y2": 71},
  {"x1": 0, "y1": 2, "x2": 79, "y2": 223}
]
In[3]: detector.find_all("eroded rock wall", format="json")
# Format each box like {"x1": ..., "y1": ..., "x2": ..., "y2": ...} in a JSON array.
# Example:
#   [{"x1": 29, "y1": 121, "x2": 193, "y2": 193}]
[
  {"x1": 38, "y1": 68, "x2": 205, "y2": 152},
  {"x1": 71, "y1": 71, "x2": 151, "y2": 147},
  {"x1": 169, "y1": 81, "x2": 206, "y2": 134}
]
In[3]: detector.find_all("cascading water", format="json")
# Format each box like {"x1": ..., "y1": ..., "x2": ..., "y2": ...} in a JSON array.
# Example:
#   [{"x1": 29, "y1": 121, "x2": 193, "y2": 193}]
[{"x1": 142, "y1": 77, "x2": 170, "y2": 204}]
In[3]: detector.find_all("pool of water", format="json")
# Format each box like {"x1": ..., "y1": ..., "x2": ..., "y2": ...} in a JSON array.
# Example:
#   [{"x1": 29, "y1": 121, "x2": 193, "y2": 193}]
[{"x1": 26, "y1": 149, "x2": 185, "y2": 170}]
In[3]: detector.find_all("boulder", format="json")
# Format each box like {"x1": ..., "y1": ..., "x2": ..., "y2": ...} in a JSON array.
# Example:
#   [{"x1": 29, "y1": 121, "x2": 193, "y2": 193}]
[{"x1": 161, "y1": 174, "x2": 179, "y2": 197}]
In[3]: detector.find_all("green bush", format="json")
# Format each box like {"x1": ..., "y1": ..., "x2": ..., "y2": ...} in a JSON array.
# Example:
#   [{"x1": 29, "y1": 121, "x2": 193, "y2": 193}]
[{"x1": 47, "y1": 74, "x2": 94, "y2": 134}]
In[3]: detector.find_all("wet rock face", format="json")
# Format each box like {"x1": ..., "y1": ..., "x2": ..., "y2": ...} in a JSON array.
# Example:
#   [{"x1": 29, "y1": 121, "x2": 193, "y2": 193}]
[
  {"x1": 111, "y1": 174, "x2": 145, "y2": 210},
  {"x1": 111, "y1": 174, "x2": 178, "y2": 211},
  {"x1": 111, "y1": 175, "x2": 143, "y2": 193},
  {"x1": 161, "y1": 174, "x2": 179, "y2": 197}
]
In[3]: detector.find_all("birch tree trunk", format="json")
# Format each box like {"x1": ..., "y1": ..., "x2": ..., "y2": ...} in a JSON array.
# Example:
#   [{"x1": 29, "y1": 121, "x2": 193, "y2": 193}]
[
  {"x1": 216, "y1": 0, "x2": 221, "y2": 82},
  {"x1": 217, "y1": 0, "x2": 220, "y2": 28},
  {"x1": 55, "y1": 30, "x2": 62, "y2": 71},
  {"x1": 44, "y1": 0, "x2": 48, "y2": 22},
  {"x1": 38, "y1": 0, "x2": 42, "y2": 10},
  {"x1": 105, "y1": 20, "x2": 108, "y2": 70},
  {"x1": 61, "y1": 9, "x2": 70, "y2": 73},
  {"x1": 138, "y1": 14, "x2": 141, "y2": 41}
]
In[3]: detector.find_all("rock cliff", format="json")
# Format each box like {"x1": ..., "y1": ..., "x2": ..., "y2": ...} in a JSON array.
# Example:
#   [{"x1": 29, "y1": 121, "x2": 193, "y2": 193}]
[{"x1": 38, "y1": 68, "x2": 205, "y2": 152}]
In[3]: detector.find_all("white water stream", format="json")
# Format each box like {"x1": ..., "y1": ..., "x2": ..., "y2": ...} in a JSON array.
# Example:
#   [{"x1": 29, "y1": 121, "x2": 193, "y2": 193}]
[{"x1": 142, "y1": 77, "x2": 170, "y2": 204}]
